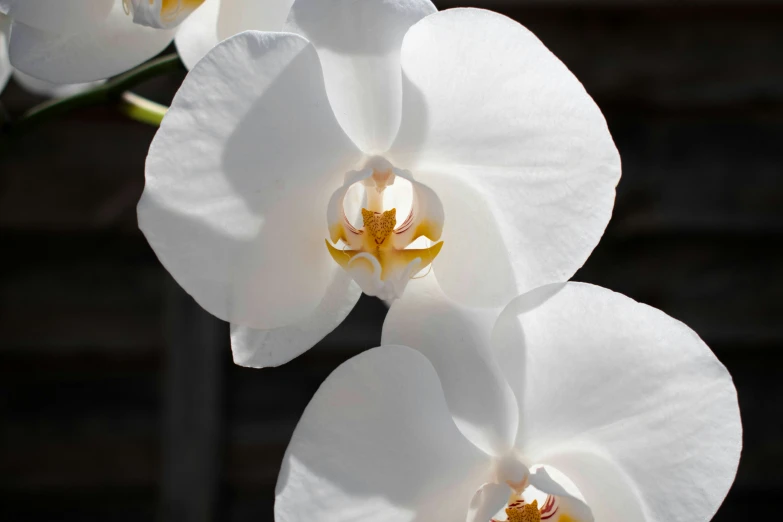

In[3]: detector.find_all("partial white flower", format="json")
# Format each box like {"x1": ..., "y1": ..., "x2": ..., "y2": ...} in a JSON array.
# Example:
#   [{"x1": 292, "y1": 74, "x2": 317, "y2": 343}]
[
  {"x1": 138, "y1": 5, "x2": 620, "y2": 367},
  {"x1": 0, "y1": 12, "x2": 101, "y2": 96},
  {"x1": 276, "y1": 281, "x2": 742, "y2": 522},
  {"x1": 2, "y1": 0, "x2": 177, "y2": 83}
]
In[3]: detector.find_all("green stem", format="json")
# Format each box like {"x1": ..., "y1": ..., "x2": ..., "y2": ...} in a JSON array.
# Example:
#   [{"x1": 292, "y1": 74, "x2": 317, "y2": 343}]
[
  {"x1": 11, "y1": 53, "x2": 184, "y2": 133},
  {"x1": 119, "y1": 91, "x2": 168, "y2": 126}
]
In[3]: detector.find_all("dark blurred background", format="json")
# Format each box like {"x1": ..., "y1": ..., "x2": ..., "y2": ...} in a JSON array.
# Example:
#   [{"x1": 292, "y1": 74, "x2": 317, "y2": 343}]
[{"x1": 1, "y1": 1, "x2": 781, "y2": 520}]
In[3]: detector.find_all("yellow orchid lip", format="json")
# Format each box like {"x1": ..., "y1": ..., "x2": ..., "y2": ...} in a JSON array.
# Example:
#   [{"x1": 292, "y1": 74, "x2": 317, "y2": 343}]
[
  {"x1": 325, "y1": 160, "x2": 445, "y2": 301},
  {"x1": 326, "y1": 239, "x2": 443, "y2": 284}
]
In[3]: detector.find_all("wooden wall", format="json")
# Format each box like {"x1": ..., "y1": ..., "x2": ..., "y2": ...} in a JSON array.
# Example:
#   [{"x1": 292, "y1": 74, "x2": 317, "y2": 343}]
[{"x1": 1, "y1": 1, "x2": 781, "y2": 520}]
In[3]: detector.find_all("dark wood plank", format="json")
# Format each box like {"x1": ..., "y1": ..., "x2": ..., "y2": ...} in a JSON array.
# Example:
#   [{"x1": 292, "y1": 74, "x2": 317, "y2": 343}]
[
  {"x1": 159, "y1": 276, "x2": 229, "y2": 522},
  {"x1": 0, "y1": 232, "x2": 163, "y2": 353}
]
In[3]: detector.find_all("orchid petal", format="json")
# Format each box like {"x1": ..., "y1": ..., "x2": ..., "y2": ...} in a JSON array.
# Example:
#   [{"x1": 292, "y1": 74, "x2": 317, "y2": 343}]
[
  {"x1": 389, "y1": 9, "x2": 620, "y2": 307},
  {"x1": 412, "y1": 169, "x2": 519, "y2": 308},
  {"x1": 491, "y1": 282, "x2": 741, "y2": 522},
  {"x1": 176, "y1": 0, "x2": 295, "y2": 70},
  {"x1": 216, "y1": 0, "x2": 292, "y2": 40},
  {"x1": 532, "y1": 454, "x2": 643, "y2": 522},
  {"x1": 0, "y1": 0, "x2": 112, "y2": 33},
  {"x1": 8, "y1": 2, "x2": 175, "y2": 83},
  {"x1": 230, "y1": 268, "x2": 360, "y2": 368},
  {"x1": 276, "y1": 345, "x2": 492, "y2": 521},
  {"x1": 139, "y1": 32, "x2": 363, "y2": 329},
  {"x1": 383, "y1": 276, "x2": 518, "y2": 456},
  {"x1": 173, "y1": 0, "x2": 220, "y2": 69},
  {"x1": 285, "y1": 0, "x2": 436, "y2": 153}
]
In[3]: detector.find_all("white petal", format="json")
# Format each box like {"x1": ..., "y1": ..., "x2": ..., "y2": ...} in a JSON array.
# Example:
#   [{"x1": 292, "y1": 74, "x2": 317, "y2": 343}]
[
  {"x1": 276, "y1": 345, "x2": 492, "y2": 521},
  {"x1": 173, "y1": 0, "x2": 220, "y2": 69},
  {"x1": 230, "y1": 268, "x2": 360, "y2": 368},
  {"x1": 467, "y1": 483, "x2": 511, "y2": 522},
  {"x1": 532, "y1": 454, "x2": 642, "y2": 522},
  {"x1": 491, "y1": 282, "x2": 742, "y2": 522},
  {"x1": 383, "y1": 275, "x2": 518, "y2": 456},
  {"x1": 139, "y1": 32, "x2": 363, "y2": 330},
  {"x1": 175, "y1": 0, "x2": 294, "y2": 70},
  {"x1": 12, "y1": 69, "x2": 103, "y2": 97},
  {"x1": 8, "y1": 2, "x2": 175, "y2": 83},
  {"x1": 285, "y1": 0, "x2": 436, "y2": 153},
  {"x1": 414, "y1": 169, "x2": 519, "y2": 308},
  {"x1": 389, "y1": 9, "x2": 620, "y2": 307},
  {"x1": 0, "y1": 0, "x2": 112, "y2": 33},
  {"x1": 216, "y1": 0, "x2": 292, "y2": 39}
]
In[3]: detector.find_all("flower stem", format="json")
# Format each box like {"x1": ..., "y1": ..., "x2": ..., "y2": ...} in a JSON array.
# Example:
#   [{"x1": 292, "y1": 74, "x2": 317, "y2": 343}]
[
  {"x1": 118, "y1": 91, "x2": 168, "y2": 126},
  {"x1": 10, "y1": 53, "x2": 184, "y2": 133}
]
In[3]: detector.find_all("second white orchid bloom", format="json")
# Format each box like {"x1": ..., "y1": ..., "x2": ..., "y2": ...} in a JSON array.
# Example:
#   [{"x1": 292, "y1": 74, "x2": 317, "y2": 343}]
[
  {"x1": 0, "y1": 13, "x2": 104, "y2": 97},
  {"x1": 1, "y1": 0, "x2": 179, "y2": 83},
  {"x1": 138, "y1": 3, "x2": 620, "y2": 367},
  {"x1": 276, "y1": 281, "x2": 742, "y2": 521}
]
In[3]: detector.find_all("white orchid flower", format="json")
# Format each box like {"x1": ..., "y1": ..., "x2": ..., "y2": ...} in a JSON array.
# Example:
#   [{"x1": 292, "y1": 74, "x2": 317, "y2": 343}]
[
  {"x1": 1, "y1": 0, "x2": 180, "y2": 83},
  {"x1": 276, "y1": 280, "x2": 742, "y2": 522},
  {"x1": 138, "y1": 4, "x2": 620, "y2": 368},
  {"x1": 0, "y1": 12, "x2": 101, "y2": 96}
]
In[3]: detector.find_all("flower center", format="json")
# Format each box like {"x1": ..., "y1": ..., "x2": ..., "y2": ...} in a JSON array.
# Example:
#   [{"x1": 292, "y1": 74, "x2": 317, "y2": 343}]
[
  {"x1": 325, "y1": 157, "x2": 445, "y2": 301},
  {"x1": 362, "y1": 208, "x2": 397, "y2": 246},
  {"x1": 503, "y1": 498, "x2": 541, "y2": 522},
  {"x1": 491, "y1": 491, "x2": 576, "y2": 522},
  {"x1": 493, "y1": 495, "x2": 564, "y2": 522}
]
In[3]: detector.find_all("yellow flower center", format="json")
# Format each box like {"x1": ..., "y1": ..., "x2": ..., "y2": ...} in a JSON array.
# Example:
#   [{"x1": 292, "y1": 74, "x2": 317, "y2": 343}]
[
  {"x1": 325, "y1": 162, "x2": 445, "y2": 300},
  {"x1": 505, "y1": 499, "x2": 541, "y2": 522},
  {"x1": 362, "y1": 208, "x2": 397, "y2": 247}
]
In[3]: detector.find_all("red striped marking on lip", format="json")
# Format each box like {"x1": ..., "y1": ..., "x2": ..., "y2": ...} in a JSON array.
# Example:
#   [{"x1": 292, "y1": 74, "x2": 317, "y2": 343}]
[
  {"x1": 540, "y1": 495, "x2": 558, "y2": 520},
  {"x1": 341, "y1": 210, "x2": 362, "y2": 235},
  {"x1": 394, "y1": 209, "x2": 415, "y2": 234},
  {"x1": 489, "y1": 496, "x2": 559, "y2": 522}
]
